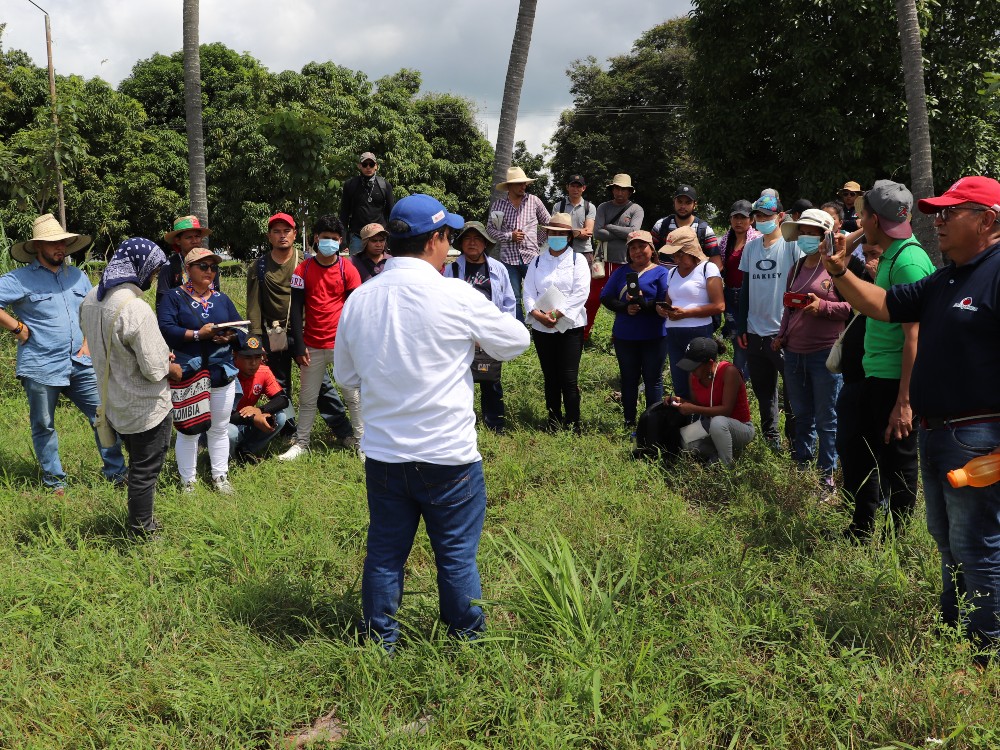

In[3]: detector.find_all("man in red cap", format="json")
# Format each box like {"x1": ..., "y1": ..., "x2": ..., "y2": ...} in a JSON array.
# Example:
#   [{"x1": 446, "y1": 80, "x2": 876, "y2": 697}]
[{"x1": 823, "y1": 176, "x2": 1000, "y2": 664}]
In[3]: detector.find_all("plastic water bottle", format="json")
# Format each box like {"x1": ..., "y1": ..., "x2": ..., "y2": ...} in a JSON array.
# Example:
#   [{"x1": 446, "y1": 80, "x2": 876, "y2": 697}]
[{"x1": 946, "y1": 454, "x2": 1000, "y2": 488}]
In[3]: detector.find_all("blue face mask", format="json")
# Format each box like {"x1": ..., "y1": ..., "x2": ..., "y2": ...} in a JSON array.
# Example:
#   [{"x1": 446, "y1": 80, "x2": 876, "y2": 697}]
[
  {"x1": 317, "y1": 238, "x2": 340, "y2": 257},
  {"x1": 797, "y1": 235, "x2": 822, "y2": 255},
  {"x1": 548, "y1": 236, "x2": 569, "y2": 251},
  {"x1": 755, "y1": 219, "x2": 777, "y2": 235}
]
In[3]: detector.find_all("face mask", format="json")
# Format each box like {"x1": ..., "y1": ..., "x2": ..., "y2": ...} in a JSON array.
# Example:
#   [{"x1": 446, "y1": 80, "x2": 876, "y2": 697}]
[
  {"x1": 548, "y1": 236, "x2": 569, "y2": 251},
  {"x1": 317, "y1": 238, "x2": 340, "y2": 257},
  {"x1": 755, "y1": 219, "x2": 777, "y2": 234},
  {"x1": 797, "y1": 235, "x2": 821, "y2": 255}
]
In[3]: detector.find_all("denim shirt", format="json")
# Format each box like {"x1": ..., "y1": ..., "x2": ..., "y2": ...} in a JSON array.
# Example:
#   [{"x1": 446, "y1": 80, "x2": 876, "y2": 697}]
[
  {"x1": 0, "y1": 260, "x2": 92, "y2": 386},
  {"x1": 448, "y1": 255, "x2": 517, "y2": 316}
]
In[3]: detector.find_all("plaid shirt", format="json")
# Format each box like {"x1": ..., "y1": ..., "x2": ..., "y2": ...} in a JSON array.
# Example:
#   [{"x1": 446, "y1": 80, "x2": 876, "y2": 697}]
[{"x1": 486, "y1": 193, "x2": 551, "y2": 265}]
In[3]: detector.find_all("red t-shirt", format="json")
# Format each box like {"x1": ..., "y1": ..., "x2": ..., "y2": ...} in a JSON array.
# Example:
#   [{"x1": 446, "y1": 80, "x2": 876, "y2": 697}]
[
  {"x1": 291, "y1": 257, "x2": 362, "y2": 350},
  {"x1": 689, "y1": 360, "x2": 751, "y2": 423},
  {"x1": 236, "y1": 364, "x2": 283, "y2": 411}
]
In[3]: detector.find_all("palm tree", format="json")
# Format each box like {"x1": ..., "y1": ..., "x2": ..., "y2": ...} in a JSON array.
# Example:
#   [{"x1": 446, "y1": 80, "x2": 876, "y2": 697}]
[
  {"x1": 895, "y1": 0, "x2": 939, "y2": 266},
  {"x1": 183, "y1": 0, "x2": 208, "y2": 235},
  {"x1": 491, "y1": 0, "x2": 538, "y2": 198}
]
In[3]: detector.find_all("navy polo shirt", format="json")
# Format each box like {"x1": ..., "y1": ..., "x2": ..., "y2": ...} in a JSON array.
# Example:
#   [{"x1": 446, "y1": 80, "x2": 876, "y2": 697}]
[{"x1": 885, "y1": 242, "x2": 1000, "y2": 418}]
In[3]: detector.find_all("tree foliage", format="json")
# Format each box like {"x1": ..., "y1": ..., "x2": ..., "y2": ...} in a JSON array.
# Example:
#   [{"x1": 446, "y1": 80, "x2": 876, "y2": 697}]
[
  {"x1": 2, "y1": 32, "x2": 494, "y2": 259},
  {"x1": 686, "y1": 0, "x2": 1000, "y2": 214},
  {"x1": 549, "y1": 19, "x2": 699, "y2": 225}
]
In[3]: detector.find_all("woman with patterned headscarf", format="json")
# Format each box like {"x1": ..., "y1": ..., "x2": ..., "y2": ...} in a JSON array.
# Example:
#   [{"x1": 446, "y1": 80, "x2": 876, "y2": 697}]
[{"x1": 80, "y1": 238, "x2": 181, "y2": 538}]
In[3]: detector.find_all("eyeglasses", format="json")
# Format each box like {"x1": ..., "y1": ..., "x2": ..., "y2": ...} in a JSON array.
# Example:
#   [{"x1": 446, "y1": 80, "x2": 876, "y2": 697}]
[
  {"x1": 361, "y1": 161, "x2": 376, "y2": 168},
  {"x1": 839, "y1": 191, "x2": 858, "y2": 197},
  {"x1": 935, "y1": 206, "x2": 988, "y2": 223},
  {"x1": 190, "y1": 263, "x2": 219, "y2": 273}
]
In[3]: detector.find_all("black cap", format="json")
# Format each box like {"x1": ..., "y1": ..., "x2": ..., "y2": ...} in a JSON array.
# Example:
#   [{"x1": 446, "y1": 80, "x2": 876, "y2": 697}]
[
  {"x1": 789, "y1": 198, "x2": 814, "y2": 215},
  {"x1": 676, "y1": 337, "x2": 719, "y2": 371},
  {"x1": 235, "y1": 335, "x2": 266, "y2": 357},
  {"x1": 730, "y1": 199, "x2": 753, "y2": 217},
  {"x1": 566, "y1": 174, "x2": 587, "y2": 186},
  {"x1": 675, "y1": 184, "x2": 698, "y2": 201}
]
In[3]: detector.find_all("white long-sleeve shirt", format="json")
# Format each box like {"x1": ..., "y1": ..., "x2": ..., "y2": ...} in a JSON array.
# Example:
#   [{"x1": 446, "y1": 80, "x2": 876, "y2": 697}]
[
  {"x1": 334, "y1": 256, "x2": 530, "y2": 465},
  {"x1": 522, "y1": 249, "x2": 591, "y2": 333}
]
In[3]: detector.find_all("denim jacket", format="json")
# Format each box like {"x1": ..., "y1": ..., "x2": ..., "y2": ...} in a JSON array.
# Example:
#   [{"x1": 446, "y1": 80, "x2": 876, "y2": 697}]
[{"x1": 448, "y1": 255, "x2": 517, "y2": 316}]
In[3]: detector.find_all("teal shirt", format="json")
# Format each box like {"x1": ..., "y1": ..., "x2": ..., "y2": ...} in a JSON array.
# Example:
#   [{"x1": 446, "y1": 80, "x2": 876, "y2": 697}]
[{"x1": 862, "y1": 236, "x2": 935, "y2": 379}]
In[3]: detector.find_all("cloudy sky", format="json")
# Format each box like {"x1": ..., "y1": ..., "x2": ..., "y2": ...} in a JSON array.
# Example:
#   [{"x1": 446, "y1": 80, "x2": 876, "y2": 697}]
[{"x1": 4, "y1": 0, "x2": 690, "y2": 153}]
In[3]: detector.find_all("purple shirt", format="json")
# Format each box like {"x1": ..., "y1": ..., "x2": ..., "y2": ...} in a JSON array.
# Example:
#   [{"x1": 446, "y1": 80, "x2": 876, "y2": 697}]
[
  {"x1": 486, "y1": 193, "x2": 551, "y2": 265},
  {"x1": 777, "y1": 260, "x2": 852, "y2": 354}
]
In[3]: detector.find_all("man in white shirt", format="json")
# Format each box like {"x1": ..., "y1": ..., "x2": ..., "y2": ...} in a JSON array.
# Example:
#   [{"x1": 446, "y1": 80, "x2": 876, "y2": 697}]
[{"x1": 334, "y1": 194, "x2": 530, "y2": 650}]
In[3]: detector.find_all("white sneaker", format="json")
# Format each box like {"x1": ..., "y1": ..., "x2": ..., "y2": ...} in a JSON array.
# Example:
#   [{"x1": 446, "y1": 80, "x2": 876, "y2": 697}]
[
  {"x1": 279, "y1": 443, "x2": 307, "y2": 461},
  {"x1": 213, "y1": 474, "x2": 235, "y2": 495},
  {"x1": 181, "y1": 480, "x2": 197, "y2": 494}
]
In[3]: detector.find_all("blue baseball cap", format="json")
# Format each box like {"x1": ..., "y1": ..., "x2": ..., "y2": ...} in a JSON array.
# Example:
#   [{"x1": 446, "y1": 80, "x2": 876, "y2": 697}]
[
  {"x1": 751, "y1": 194, "x2": 780, "y2": 216},
  {"x1": 388, "y1": 194, "x2": 464, "y2": 239}
]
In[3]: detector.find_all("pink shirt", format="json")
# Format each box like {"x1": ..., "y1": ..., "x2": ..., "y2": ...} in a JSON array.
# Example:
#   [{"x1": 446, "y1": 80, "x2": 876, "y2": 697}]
[{"x1": 777, "y1": 260, "x2": 852, "y2": 354}]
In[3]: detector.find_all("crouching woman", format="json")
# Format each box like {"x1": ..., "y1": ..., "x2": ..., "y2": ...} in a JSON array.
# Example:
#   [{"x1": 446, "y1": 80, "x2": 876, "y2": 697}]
[{"x1": 670, "y1": 337, "x2": 754, "y2": 466}]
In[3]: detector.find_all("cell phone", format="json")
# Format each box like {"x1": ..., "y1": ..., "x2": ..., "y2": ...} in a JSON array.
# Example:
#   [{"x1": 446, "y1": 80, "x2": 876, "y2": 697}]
[
  {"x1": 823, "y1": 231, "x2": 835, "y2": 256},
  {"x1": 655, "y1": 301, "x2": 675, "y2": 311},
  {"x1": 625, "y1": 272, "x2": 640, "y2": 302},
  {"x1": 783, "y1": 292, "x2": 811, "y2": 309}
]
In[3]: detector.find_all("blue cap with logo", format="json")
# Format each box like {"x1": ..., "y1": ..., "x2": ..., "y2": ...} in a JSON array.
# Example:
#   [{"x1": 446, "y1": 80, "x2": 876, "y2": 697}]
[
  {"x1": 388, "y1": 194, "x2": 464, "y2": 239},
  {"x1": 751, "y1": 194, "x2": 781, "y2": 216}
]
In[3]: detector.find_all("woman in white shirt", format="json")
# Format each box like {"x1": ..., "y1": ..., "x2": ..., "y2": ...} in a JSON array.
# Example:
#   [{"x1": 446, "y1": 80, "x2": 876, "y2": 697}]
[
  {"x1": 522, "y1": 212, "x2": 592, "y2": 432},
  {"x1": 658, "y1": 226, "x2": 725, "y2": 400}
]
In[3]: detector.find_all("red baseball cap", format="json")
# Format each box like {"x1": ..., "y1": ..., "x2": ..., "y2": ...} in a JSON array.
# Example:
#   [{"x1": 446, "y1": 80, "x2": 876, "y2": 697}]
[
  {"x1": 917, "y1": 176, "x2": 1000, "y2": 213},
  {"x1": 268, "y1": 212, "x2": 296, "y2": 228}
]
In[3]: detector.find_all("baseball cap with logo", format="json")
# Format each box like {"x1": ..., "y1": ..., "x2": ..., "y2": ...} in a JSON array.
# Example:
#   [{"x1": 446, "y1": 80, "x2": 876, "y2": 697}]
[
  {"x1": 359, "y1": 152, "x2": 377, "y2": 164},
  {"x1": 677, "y1": 337, "x2": 720, "y2": 371},
  {"x1": 388, "y1": 194, "x2": 464, "y2": 239},
  {"x1": 917, "y1": 176, "x2": 1000, "y2": 214},
  {"x1": 566, "y1": 174, "x2": 587, "y2": 186},
  {"x1": 268, "y1": 212, "x2": 296, "y2": 229},
  {"x1": 235, "y1": 335, "x2": 266, "y2": 357},
  {"x1": 675, "y1": 184, "x2": 698, "y2": 201},
  {"x1": 865, "y1": 180, "x2": 913, "y2": 239},
  {"x1": 751, "y1": 194, "x2": 780, "y2": 216}
]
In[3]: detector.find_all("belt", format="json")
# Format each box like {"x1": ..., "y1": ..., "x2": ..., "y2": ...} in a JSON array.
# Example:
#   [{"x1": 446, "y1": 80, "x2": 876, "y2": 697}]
[{"x1": 920, "y1": 412, "x2": 1000, "y2": 430}]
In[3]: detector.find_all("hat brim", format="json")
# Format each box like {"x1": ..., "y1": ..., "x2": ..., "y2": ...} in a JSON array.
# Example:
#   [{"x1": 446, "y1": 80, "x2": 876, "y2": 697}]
[
  {"x1": 539, "y1": 224, "x2": 577, "y2": 234},
  {"x1": 879, "y1": 218, "x2": 912, "y2": 239},
  {"x1": 165, "y1": 227, "x2": 212, "y2": 244},
  {"x1": 916, "y1": 195, "x2": 964, "y2": 213},
  {"x1": 495, "y1": 178, "x2": 535, "y2": 190},
  {"x1": 454, "y1": 225, "x2": 496, "y2": 250},
  {"x1": 676, "y1": 357, "x2": 705, "y2": 372},
  {"x1": 186, "y1": 252, "x2": 224, "y2": 266},
  {"x1": 607, "y1": 183, "x2": 636, "y2": 192},
  {"x1": 11, "y1": 233, "x2": 91, "y2": 264}
]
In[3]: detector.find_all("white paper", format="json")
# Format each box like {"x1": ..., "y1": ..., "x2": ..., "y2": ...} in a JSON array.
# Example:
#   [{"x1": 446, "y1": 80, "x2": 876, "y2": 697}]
[{"x1": 534, "y1": 286, "x2": 574, "y2": 332}]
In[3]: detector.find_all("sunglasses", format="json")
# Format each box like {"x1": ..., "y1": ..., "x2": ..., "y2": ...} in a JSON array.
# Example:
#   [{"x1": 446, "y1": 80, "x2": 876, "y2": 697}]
[
  {"x1": 361, "y1": 161, "x2": 376, "y2": 167},
  {"x1": 190, "y1": 262, "x2": 219, "y2": 273},
  {"x1": 840, "y1": 191, "x2": 858, "y2": 197}
]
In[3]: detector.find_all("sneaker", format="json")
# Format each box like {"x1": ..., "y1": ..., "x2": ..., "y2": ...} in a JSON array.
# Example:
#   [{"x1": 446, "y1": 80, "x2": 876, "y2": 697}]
[
  {"x1": 820, "y1": 475, "x2": 838, "y2": 503},
  {"x1": 52, "y1": 485, "x2": 66, "y2": 497},
  {"x1": 181, "y1": 480, "x2": 197, "y2": 494},
  {"x1": 279, "y1": 443, "x2": 308, "y2": 461},
  {"x1": 213, "y1": 474, "x2": 235, "y2": 495}
]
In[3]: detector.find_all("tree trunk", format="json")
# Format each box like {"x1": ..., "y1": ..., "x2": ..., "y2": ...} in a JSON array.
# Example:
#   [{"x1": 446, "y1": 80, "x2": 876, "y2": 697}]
[
  {"x1": 491, "y1": 0, "x2": 538, "y2": 200},
  {"x1": 183, "y1": 0, "x2": 209, "y2": 237},
  {"x1": 895, "y1": 0, "x2": 939, "y2": 266}
]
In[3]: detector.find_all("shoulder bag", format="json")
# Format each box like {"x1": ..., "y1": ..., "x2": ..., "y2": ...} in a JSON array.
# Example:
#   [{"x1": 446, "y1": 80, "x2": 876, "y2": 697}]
[{"x1": 171, "y1": 343, "x2": 213, "y2": 435}]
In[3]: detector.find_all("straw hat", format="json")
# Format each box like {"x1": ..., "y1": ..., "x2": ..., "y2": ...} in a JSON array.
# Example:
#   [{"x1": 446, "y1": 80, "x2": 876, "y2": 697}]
[
  {"x1": 663, "y1": 226, "x2": 707, "y2": 262},
  {"x1": 11, "y1": 214, "x2": 91, "y2": 263},
  {"x1": 607, "y1": 173, "x2": 635, "y2": 192},
  {"x1": 539, "y1": 212, "x2": 576, "y2": 234},
  {"x1": 495, "y1": 166, "x2": 535, "y2": 190},
  {"x1": 164, "y1": 215, "x2": 212, "y2": 245}
]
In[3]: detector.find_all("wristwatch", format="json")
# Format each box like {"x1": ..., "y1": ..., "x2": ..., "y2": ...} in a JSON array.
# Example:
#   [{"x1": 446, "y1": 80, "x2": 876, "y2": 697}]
[
  {"x1": 831, "y1": 267, "x2": 848, "y2": 278},
  {"x1": 193, "y1": 329, "x2": 200, "y2": 341},
  {"x1": 13, "y1": 321, "x2": 24, "y2": 335}
]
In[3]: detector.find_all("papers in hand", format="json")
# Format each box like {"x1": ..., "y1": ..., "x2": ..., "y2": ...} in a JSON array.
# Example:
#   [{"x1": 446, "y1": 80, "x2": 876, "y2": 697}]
[
  {"x1": 212, "y1": 320, "x2": 252, "y2": 332},
  {"x1": 534, "y1": 286, "x2": 574, "y2": 332}
]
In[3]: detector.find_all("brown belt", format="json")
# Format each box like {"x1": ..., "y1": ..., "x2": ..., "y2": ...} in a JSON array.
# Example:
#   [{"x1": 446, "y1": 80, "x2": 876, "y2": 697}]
[{"x1": 920, "y1": 412, "x2": 1000, "y2": 430}]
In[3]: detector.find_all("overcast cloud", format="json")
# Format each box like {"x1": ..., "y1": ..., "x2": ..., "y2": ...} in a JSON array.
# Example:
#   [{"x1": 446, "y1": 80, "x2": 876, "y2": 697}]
[{"x1": 4, "y1": 0, "x2": 690, "y2": 153}]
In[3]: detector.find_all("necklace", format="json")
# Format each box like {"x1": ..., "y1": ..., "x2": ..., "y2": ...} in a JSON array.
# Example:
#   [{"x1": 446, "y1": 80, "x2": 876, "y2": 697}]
[
  {"x1": 183, "y1": 281, "x2": 214, "y2": 319},
  {"x1": 364, "y1": 177, "x2": 376, "y2": 204}
]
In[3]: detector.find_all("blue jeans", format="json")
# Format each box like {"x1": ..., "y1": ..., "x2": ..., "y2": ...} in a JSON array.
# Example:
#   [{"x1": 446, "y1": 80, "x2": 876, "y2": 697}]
[
  {"x1": 723, "y1": 287, "x2": 749, "y2": 381},
  {"x1": 362, "y1": 459, "x2": 487, "y2": 648},
  {"x1": 228, "y1": 410, "x2": 287, "y2": 456},
  {"x1": 666, "y1": 324, "x2": 715, "y2": 400},
  {"x1": 921, "y1": 423, "x2": 1000, "y2": 652},
  {"x1": 783, "y1": 349, "x2": 842, "y2": 474},
  {"x1": 502, "y1": 261, "x2": 529, "y2": 323},
  {"x1": 613, "y1": 336, "x2": 669, "y2": 425},
  {"x1": 20, "y1": 362, "x2": 127, "y2": 488}
]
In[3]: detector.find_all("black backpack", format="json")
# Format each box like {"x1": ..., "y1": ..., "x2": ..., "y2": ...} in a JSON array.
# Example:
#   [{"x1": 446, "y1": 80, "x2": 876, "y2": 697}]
[
  {"x1": 654, "y1": 215, "x2": 709, "y2": 251},
  {"x1": 634, "y1": 402, "x2": 688, "y2": 464}
]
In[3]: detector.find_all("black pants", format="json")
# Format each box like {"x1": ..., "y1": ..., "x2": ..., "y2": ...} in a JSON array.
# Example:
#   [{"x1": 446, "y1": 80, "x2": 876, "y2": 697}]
[
  {"x1": 121, "y1": 414, "x2": 172, "y2": 533},
  {"x1": 745, "y1": 333, "x2": 796, "y2": 446},
  {"x1": 264, "y1": 345, "x2": 353, "y2": 439},
  {"x1": 532, "y1": 327, "x2": 584, "y2": 430},
  {"x1": 838, "y1": 377, "x2": 919, "y2": 535}
]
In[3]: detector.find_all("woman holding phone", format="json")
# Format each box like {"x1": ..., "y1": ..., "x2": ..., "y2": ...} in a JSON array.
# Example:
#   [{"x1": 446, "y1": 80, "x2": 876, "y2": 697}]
[
  {"x1": 600, "y1": 230, "x2": 670, "y2": 430},
  {"x1": 158, "y1": 247, "x2": 243, "y2": 494},
  {"x1": 772, "y1": 209, "x2": 861, "y2": 494},
  {"x1": 658, "y1": 226, "x2": 725, "y2": 400}
]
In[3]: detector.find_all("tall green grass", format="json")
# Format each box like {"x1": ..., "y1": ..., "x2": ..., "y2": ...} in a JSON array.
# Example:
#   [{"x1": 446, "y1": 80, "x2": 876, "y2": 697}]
[{"x1": 0, "y1": 277, "x2": 996, "y2": 748}]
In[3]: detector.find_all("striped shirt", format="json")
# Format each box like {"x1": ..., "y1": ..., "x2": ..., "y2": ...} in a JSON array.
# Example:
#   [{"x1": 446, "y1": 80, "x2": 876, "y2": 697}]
[{"x1": 486, "y1": 193, "x2": 551, "y2": 265}]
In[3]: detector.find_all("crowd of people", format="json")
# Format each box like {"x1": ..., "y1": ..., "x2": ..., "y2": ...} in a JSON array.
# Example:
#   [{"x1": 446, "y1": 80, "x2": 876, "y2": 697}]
[{"x1": 3, "y1": 150, "x2": 1000, "y2": 662}]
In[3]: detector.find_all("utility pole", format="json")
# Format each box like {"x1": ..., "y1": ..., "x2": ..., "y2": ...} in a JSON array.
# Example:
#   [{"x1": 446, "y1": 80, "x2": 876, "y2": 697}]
[{"x1": 28, "y1": 1, "x2": 66, "y2": 229}]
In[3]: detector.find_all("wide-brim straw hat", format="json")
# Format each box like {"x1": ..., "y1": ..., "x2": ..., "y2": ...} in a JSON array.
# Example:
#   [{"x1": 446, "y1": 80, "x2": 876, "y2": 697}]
[
  {"x1": 539, "y1": 212, "x2": 577, "y2": 234},
  {"x1": 495, "y1": 166, "x2": 535, "y2": 191},
  {"x1": 11, "y1": 213, "x2": 91, "y2": 263},
  {"x1": 164, "y1": 215, "x2": 212, "y2": 245},
  {"x1": 454, "y1": 221, "x2": 497, "y2": 251},
  {"x1": 607, "y1": 173, "x2": 635, "y2": 192}
]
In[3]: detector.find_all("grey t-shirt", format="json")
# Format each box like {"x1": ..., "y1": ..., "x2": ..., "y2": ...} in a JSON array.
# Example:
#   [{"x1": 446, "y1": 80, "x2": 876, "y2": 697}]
[
  {"x1": 738, "y1": 235, "x2": 803, "y2": 336},
  {"x1": 552, "y1": 197, "x2": 596, "y2": 254},
  {"x1": 594, "y1": 201, "x2": 645, "y2": 264}
]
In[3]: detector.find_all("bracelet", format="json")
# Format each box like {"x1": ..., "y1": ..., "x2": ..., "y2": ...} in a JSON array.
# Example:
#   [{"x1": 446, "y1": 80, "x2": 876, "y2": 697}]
[
  {"x1": 193, "y1": 329, "x2": 200, "y2": 341},
  {"x1": 831, "y1": 267, "x2": 848, "y2": 278},
  {"x1": 13, "y1": 322, "x2": 23, "y2": 335}
]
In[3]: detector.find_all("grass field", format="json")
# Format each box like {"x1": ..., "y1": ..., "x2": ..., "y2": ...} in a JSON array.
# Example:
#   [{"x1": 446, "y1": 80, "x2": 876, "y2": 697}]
[{"x1": 0, "y1": 273, "x2": 997, "y2": 749}]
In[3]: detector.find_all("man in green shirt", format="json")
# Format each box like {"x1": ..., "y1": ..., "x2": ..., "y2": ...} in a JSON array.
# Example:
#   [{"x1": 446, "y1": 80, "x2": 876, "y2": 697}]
[{"x1": 840, "y1": 181, "x2": 934, "y2": 539}]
